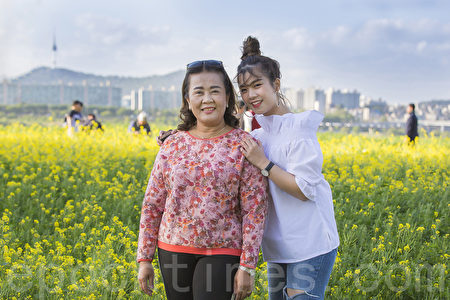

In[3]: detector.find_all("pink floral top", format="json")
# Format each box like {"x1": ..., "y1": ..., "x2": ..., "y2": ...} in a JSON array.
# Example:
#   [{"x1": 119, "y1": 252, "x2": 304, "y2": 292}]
[{"x1": 137, "y1": 128, "x2": 268, "y2": 268}]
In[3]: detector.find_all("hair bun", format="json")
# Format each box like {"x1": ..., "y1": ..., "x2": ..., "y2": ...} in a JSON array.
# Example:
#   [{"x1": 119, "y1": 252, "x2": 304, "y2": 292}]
[{"x1": 241, "y1": 36, "x2": 261, "y2": 60}]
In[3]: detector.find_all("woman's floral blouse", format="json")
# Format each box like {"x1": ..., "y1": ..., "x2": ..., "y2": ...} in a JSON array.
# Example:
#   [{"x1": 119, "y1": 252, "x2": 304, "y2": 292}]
[{"x1": 137, "y1": 128, "x2": 268, "y2": 268}]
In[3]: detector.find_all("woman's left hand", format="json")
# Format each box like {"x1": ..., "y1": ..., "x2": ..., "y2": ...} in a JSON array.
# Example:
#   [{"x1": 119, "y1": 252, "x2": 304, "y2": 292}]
[
  {"x1": 241, "y1": 137, "x2": 269, "y2": 170},
  {"x1": 233, "y1": 268, "x2": 254, "y2": 300}
]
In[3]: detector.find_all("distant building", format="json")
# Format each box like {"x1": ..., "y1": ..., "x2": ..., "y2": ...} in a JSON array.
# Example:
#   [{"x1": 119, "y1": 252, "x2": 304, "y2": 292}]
[
  {"x1": 130, "y1": 90, "x2": 139, "y2": 110},
  {"x1": 282, "y1": 88, "x2": 299, "y2": 110},
  {"x1": 303, "y1": 87, "x2": 326, "y2": 113},
  {"x1": 297, "y1": 89, "x2": 305, "y2": 111},
  {"x1": 121, "y1": 94, "x2": 131, "y2": 108},
  {"x1": 0, "y1": 81, "x2": 121, "y2": 106},
  {"x1": 417, "y1": 100, "x2": 450, "y2": 121},
  {"x1": 325, "y1": 88, "x2": 360, "y2": 111},
  {"x1": 362, "y1": 99, "x2": 388, "y2": 121},
  {"x1": 127, "y1": 86, "x2": 180, "y2": 111}
]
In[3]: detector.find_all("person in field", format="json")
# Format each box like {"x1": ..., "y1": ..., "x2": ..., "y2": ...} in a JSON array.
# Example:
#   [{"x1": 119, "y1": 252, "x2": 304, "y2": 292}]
[
  {"x1": 128, "y1": 111, "x2": 151, "y2": 135},
  {"x1": 64, "y1": 100, "x2": 84, "y2": 134},
  {"x1": 405, "y1": 103, "x2": 418, "y2": 145},
  {"x1": 83, "y1": 113, "x2": 104, "y2": 132},
  {"x1": 137, "y1": 60, "x2": 268, "y2": 300},
  {"x1": 237, "y1": 36, "x2": 339, "y2": 300}
]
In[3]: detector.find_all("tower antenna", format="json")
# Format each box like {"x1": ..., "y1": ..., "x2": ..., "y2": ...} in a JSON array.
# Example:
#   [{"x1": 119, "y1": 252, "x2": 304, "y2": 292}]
[{"x1": 52, "y1": 31, "x2": 57, "y2": 68}]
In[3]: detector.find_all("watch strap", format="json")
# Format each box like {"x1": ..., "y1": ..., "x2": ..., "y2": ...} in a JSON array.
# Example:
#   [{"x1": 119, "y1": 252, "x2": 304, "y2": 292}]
[
  {"x1": 264, "y1": 161, "x2": 275, "y2": 172},
  {"x1": 239, "y1": 265, "x2": 255, "y2": 276}
]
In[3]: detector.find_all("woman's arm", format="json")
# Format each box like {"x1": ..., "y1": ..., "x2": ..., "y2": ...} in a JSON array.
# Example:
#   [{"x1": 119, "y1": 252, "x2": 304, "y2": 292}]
[
  {"x1": 137, "y1": 151, "x2": 168, "y2": 262},
  {"x1": 241, "y1": 137, "x2": 308, "y2": 201},
  {"x1": 137, "y1": 150, "x2": 168, "y2": 295},
  {"x1": 234, "y1": 154, "x2": 268, "y2": 299},
  {"x1": 238, "y1": 155, "x2": 268, "y2": 268}
]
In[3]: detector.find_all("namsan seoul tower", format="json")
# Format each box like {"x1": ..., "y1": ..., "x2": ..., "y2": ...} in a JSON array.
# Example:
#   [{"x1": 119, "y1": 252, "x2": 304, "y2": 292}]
[{"x1": 52, "y1": 33, "x2": 57, "y2": 68}]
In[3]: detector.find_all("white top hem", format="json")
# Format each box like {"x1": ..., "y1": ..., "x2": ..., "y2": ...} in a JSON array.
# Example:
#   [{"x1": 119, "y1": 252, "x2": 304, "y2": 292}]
[{"x1": 263, "y1": 242, "x2": 340, "y2": 264}]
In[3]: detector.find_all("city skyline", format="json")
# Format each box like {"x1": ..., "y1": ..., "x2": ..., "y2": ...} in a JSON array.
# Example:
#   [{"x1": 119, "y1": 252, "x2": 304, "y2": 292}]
[{"x1": 1, "y1": 0, "x2": 450, "y2": 104}]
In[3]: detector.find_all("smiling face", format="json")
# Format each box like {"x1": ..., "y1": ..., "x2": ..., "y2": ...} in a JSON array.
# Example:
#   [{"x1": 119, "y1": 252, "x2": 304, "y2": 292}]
[
  {"x1": 186, "y1": 71, "x2": 229, "y2": 128},
  {"x1": 238, "y1": 69, "x2": 280, "y2": 116}
]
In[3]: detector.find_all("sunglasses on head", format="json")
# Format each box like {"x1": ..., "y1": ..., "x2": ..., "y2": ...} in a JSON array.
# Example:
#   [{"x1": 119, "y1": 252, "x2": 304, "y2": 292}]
[{"x1": 186, "y1": 60, "x2": 223, "y2": 69}]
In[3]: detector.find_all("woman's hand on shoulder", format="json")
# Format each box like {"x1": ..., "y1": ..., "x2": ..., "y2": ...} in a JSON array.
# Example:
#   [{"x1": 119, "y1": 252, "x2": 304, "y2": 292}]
[
  {"x1": 240, "y1": 137, "x2": 269, "y2": 170},
  {"x1": 157, "y1": 129, "x2": 177, "y2": 146}
]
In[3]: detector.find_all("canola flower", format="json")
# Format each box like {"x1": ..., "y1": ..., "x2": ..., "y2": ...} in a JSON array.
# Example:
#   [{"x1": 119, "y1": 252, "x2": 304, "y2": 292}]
[{"x1": 0, "y1": 123, "x2": 448, "y2": 299}]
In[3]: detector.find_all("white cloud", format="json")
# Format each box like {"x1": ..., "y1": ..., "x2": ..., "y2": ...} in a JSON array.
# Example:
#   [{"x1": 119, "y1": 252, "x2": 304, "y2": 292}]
[
  {"x1": 416, "y1": 41, "x2": 427, "y2": 53},
  {"x1": 74, "y1": 13, "x2": 171, "y2": 46},
  {"x1": 284, "y1": 18, "x2": 450, "y2": 59},
  {"x1": 283, "y1": 28, "x2": 314, "y2": 50},
  {"x1": 1, "y1": 0, "x2": 449, "y2": 103},
  {"x1": 256, "y1": 18, "x2": 450, "y2": 102},
  {"x1": 324, "y1": 26, "x2": 351, "y2": 45}
]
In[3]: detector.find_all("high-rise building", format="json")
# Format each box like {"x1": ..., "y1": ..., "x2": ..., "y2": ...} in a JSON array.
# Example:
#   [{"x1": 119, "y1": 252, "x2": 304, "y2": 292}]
[
  {"x1": 130, "y1": 90, "x2": 139, "y2": 110},
  {"x1": 325, "y1": 88, "x2": 360, "y2": 111},
  {"x1": 282, "y1": 88, "x2": 299, "y2": 110},
  {"x1": 297, "y1": 89, "x2": 305, "y2": 110},
  {"x1": 303, "y1": 87, "x2": 326, "y2": 113},
  {"x1": 129, "y1": 86, "x2": 180, "y2": 111}
]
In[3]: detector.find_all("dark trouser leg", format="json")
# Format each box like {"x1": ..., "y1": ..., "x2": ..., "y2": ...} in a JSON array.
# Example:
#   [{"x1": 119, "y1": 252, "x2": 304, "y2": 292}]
[
  {"x1": 267, "y1": 262, "x2": 287, "y2": 300},
  {"x1": 192, "y1": 255, "x2": 240, "y2": 300},
  {"x1": 158, "y1": 248, "x2": 196, "y2": 300}
]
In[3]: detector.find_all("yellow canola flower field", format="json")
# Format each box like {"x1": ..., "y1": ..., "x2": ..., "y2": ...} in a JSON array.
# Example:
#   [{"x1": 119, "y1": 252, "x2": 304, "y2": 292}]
[{"x1": 0, "y1": 124, "x2": 448, "y2": 299}]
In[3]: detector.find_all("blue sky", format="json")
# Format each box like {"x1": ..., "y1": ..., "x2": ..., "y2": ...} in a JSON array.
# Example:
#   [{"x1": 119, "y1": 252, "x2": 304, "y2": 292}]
[{"x1": 1, "y1": 0, "x2": 449, "y2": 103}]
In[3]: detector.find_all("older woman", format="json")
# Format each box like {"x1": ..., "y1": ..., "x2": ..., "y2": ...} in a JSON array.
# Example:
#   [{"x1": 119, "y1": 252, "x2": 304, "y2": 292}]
[{"x1": 137, "y1": 60, "x2": 268, "y2": 300}]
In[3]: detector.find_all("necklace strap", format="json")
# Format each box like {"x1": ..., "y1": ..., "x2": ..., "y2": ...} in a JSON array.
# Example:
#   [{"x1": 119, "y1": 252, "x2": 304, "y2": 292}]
[{"x1": 193, "y1": 125, "x2": 228, "y2": 139}]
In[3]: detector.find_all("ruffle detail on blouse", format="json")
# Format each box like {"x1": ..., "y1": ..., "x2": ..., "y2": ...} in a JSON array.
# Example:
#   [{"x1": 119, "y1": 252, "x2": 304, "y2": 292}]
[{"x1": 254, "y1": 110, "x2": 324, "y2": 135}]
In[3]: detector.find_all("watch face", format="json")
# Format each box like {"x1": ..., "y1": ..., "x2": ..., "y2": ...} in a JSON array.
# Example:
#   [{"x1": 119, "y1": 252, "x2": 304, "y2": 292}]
[{"x1": 261, "y1": 169, "x2": 269, "y2": 177}]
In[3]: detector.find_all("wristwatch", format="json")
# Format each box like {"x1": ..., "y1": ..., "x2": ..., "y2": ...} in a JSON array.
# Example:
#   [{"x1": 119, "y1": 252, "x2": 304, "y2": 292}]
[
  {"x1": 239, "y1": 265, "x2": 256, "y2": 277},
  {"x1": 261, "y1": 161, "x2": 274, "y2": 177}
]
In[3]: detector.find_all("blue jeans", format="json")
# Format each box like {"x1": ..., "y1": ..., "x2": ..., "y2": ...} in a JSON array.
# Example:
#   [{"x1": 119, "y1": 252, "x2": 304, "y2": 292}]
[{"x1": 267, "y1": 248, "x2": 337, "y2": 300}]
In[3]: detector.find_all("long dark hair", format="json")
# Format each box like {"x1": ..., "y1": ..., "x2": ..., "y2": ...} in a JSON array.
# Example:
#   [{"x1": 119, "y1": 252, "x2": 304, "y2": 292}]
[
  {"x1": 178, "y1": 63, "x2": 239, "y2": 131},
  {"x1": 236, "y1": 36, "x2": 289, "y2": 106}
]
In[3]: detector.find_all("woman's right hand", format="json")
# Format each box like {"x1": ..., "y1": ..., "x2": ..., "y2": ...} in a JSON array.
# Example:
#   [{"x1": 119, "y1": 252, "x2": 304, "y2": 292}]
[
  {"x1": 138, "y1": 261, "x2": 154, "y2": 296},
  {"x1": 233, "y1": 268, "x2": 254, "y2": 300},
  {"x1": 157, "y1": 129, "x2": 177, "y2": 146}
]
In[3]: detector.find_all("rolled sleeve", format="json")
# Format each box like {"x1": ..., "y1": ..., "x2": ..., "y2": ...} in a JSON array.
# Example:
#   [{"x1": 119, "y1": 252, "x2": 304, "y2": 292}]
[
  {"x1": 286, "y1": 139, "x2": 324, "y2": 201},
  {"x1": 239, "y1": 158, "x2": 268, "y2": 268}
]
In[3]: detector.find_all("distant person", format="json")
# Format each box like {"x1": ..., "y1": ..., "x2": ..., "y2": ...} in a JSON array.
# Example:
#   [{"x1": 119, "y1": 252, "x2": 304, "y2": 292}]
[
  {"x1": 83, "y1": 113, "x2": 104, "y2": 132},
  {"x1": 128, "y1": 112, "x2": 151, "y2": 135},
  {"x1": 406, "y1": 103, "x2": 418, "y2": 144},
  {"x1": 65, "y1": 100, "x2": 84, "y2": 134}
]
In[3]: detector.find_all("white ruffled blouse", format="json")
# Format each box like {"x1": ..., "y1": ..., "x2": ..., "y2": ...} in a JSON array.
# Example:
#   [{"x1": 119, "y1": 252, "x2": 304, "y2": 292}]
[{"x1": 252, "y1": 110, "x2": 340, "y2": 263}]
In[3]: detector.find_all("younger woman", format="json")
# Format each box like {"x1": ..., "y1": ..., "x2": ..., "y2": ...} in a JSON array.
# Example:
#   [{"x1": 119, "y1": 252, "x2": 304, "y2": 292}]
[{"x1": 237, "y1": 36, "x2": 339, "y2": 300}]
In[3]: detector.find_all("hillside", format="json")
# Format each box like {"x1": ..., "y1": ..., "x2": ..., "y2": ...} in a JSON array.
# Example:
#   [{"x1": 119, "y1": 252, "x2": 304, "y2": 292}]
[{"x1": 11, "y1": 66, "x2": 185, "y2": 95}]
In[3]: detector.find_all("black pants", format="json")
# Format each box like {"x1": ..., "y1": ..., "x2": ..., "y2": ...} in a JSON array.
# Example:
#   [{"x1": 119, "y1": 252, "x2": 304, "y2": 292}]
[
  {"x1": 158, "y1": 248, "x2": 240, "y2": 300},
  {"x1": 408, "y1": 137, "x2": 416, "y2": 146}
]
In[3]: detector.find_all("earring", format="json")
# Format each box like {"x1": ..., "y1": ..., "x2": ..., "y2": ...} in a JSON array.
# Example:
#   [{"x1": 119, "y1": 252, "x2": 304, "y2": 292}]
[{"x1": 226, "y1": 102, "x2": 229, "y2": 108}]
